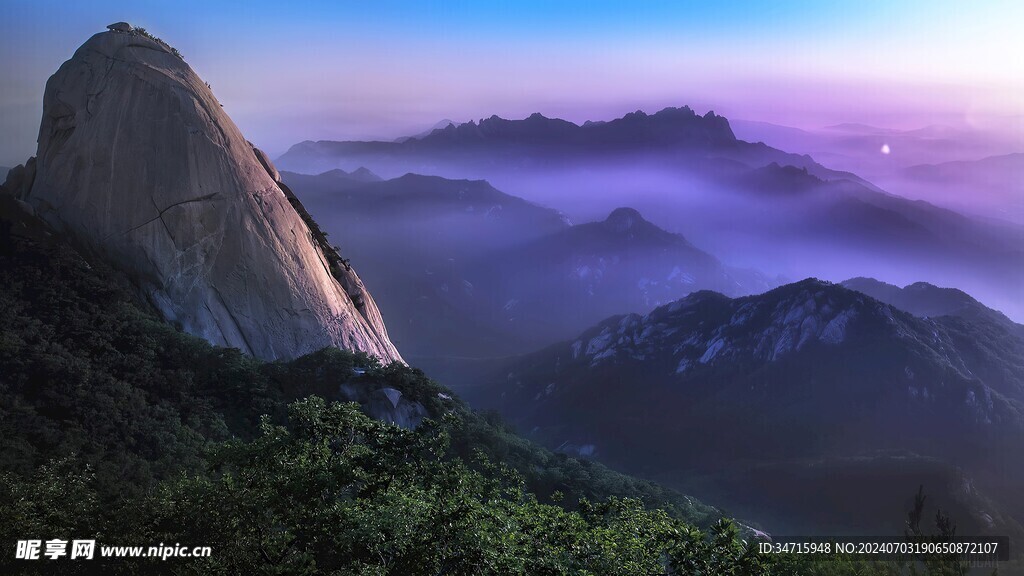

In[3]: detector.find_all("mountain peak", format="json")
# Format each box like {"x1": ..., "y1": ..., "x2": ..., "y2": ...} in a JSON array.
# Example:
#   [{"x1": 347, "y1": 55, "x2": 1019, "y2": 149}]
[
  {"x1": 19, "y1": 29, "x2": 402, "y2": 363},
  {"x1": 349, "y1": 166, "x2": 382, "y2": 182},
  {"x1": 603, "y1": 207, "x2": 646, "y2": 232}
]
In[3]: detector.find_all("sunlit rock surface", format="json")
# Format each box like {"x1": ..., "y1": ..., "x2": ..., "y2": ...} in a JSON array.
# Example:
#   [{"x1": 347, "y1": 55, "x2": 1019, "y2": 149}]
[{"x1": 22, "y1": 29, "x2": 402, "y2": 363}]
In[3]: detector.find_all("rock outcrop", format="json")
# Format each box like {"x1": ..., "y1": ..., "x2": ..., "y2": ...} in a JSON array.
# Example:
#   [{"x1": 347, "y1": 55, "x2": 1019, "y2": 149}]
[
  {"x1": 20, "y1": 28, "x2": 402, "y2": 363},
  {"x1": 339, "y1": 383, "x2": 428, "y2": 429}
]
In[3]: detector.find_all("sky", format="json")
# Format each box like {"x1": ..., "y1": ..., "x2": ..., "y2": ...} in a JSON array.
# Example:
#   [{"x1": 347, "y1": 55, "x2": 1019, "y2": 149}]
[{"x1": 0, "y1": 0, "x2": 1022, "y2": 164}]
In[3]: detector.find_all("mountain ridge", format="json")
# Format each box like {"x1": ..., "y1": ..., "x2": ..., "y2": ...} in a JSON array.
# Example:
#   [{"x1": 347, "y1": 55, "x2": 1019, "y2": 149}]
[
  {"x1": 842, "y1": 277, "x2": 1024, "y2": 339},
  {"x1": 406, "y1": 106, "x2": 736, "y2": 148},
  {"x1": 468, "y1": 278, "x2": 1024, "y2": 537},
  {"x1": 288, "y1": 106, "x2": 736, "y2": 151},
  {"x1": 273, "y1": 105, "x2": 877, "y2": 191}
]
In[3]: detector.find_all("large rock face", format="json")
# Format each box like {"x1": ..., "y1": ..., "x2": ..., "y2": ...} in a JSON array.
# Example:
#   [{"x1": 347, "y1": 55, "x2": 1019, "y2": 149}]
[{"x1": 22, "y1": 29, "x2": 402, "y2": 363}]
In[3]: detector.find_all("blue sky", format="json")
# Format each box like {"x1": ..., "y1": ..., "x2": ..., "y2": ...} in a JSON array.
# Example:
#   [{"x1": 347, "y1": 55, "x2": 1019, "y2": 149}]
[{"x1": 0, "y1": 0, "x2": 1021, "y2": 163}]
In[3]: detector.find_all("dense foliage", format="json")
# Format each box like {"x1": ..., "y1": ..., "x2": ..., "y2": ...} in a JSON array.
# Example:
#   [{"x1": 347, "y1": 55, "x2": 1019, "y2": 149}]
[{"x1": 2, "y1": 398, "x2": 787, "y2": 575}]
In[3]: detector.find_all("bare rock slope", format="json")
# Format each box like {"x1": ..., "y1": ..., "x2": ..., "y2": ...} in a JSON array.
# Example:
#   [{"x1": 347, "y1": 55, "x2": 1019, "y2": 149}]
[{"x1": 17, "y1": 27, "x2": 401, "y2": 363}]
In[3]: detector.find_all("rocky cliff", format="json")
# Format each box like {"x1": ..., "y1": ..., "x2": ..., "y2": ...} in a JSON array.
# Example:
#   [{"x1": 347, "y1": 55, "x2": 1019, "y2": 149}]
[{"x1": 13, "y1": 26, "x2": 402, "y2": 363}]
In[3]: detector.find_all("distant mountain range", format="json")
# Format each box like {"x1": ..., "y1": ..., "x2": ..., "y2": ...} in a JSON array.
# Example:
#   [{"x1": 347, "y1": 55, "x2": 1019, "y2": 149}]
[
  {"x1": 277, "y1": 107, "x2": 1024, "y2": 322},
  {"x1": 904, "y1": 152, "x2": 1023, "y2": 183},
  {"x1": 316, "y1": 166, "x2": 383, "y2": 183},
  {"x1": 467, "y1": 279, "x2": 1024, "y2": 538},
  {"x1": 843, "y1": 277, "x2": 1024, "y2": 338},
  {"x1": 276, "y1": 106, "x2": 872, "y2": 187},
  {"x1": 731, "y1": 120, "x2": 1023, "y2": 224},
  {"x1": 897, "y1": 153, "x2": 1024, "y2": 223},
  {"x1": 407, "y1": 107, "x2": 735, "y2": 148},
  {"x1": 281, "y1": 170, "x2": 773, "y2": 362},
  {"x1": 731, "y1": 120, "x2": 1019, "y2": 174}
]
